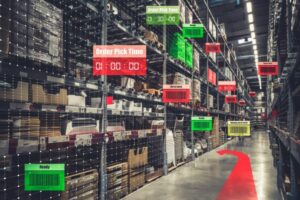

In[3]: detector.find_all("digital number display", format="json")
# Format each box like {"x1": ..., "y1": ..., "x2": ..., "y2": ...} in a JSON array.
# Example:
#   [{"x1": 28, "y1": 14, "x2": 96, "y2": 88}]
[
  {"x1": 146, "y1": 6, "x2": 180, "y2": 25},
  {"x1": 93, "y1": 45, "x2": 146, "y2": 76}
]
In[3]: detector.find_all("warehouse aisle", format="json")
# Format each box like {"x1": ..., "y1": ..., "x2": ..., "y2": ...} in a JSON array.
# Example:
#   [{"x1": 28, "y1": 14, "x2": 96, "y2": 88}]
[{"x1": 124, "y1": 131, "x2": 281, "y2": 200}]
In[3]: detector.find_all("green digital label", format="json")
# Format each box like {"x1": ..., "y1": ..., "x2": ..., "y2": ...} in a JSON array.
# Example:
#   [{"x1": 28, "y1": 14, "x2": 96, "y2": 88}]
[
  {"x1": 24, "y1": 164, "x2": 65, "y2": 191},
  {"x1": 146, "y1": 6, "x2": 180, "y2": 25},
  {"x1": 182, "y1": 24, "x2": 205, "y2": 38},
  {"x1": 191, "y1": 116, "x2": 213, "y2": 131}
]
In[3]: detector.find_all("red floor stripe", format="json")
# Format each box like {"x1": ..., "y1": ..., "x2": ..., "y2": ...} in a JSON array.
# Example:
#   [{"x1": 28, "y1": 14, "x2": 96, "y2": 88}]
[{"x1": 216, "y1": 150, "x2": 258, "y2": 200}]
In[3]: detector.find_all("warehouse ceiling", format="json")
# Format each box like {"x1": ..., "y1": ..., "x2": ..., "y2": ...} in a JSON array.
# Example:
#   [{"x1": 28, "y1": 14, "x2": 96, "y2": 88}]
[{"x1": 208, "y1": 0, "x2": 269, "y2": 91}]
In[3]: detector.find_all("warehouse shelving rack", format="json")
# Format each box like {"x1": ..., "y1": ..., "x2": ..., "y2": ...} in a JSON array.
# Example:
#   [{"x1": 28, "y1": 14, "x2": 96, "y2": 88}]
[
  {"x1": 267, "y1": 0, "x2": 300, "y2": 199},
  {"x1": 0, "y1": 0, "x2": 254, "y2": 199}
]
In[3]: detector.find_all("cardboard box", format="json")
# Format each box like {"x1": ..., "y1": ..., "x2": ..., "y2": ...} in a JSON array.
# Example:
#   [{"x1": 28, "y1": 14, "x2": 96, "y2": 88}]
[
  {"x1": 128, "y1": 147, "x2": 148, "y2": 169},
  {"x1": 68, "y1": 95, "x2": 86, "y2": 107},
  {"x1": 32, "y1": 84, "x2": 68, "y2": 105},
  {"x1": 0, "y1": 81, "x2": 29, "y2": 102},
  {"x1": 129, "y1": 170, "x2": 145, "y2": 192}
]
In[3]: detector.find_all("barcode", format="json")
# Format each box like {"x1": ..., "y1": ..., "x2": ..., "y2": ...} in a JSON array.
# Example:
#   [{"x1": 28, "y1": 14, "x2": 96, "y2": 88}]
[
  {"x1": 29, "y1": 174, "x2": 60, "y2": 186},
  {"x1": 229, "y1": 127, "x2": 247, "y2": 134},
  {"x1": 261, "y1": 67, "x2": 276, "y2": 73},
  {"x1": 194, "y1": 121, "x2": 210, "y2": 128},
  {"x1": 186, "y1": 29, "x2": 201, "y2": 35},
  {"x1": 166, "y1": 91, "x2": 187, "y2": 99}
]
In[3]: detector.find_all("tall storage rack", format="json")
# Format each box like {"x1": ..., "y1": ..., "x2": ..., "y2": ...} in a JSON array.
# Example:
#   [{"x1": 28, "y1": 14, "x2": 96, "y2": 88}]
[
  {"x1": 267, "y1": 0, "x2": 300, "y2": 199},
  {"x1": 0, "y1": 0, "x2": 254, "y2": 199}
]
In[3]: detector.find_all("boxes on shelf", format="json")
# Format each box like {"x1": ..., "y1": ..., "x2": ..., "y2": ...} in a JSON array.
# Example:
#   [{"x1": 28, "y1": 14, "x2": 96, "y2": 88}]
[
  {"x1": 0, "y1": 81, "x2": 29, "y2": 102},
  {"x1": 211, "y1": 117, "x2": 220, "y2": 148},
  {"x1": 185, "y1": 41, "x2": 193, "y2": 69},
  {"x1": 185, "y1": 6, "x2": 193, "y2": 23},
  {"x1": 208, "y1": 94, "x2": 214, "y2": 108},
  {"x1": 219, "y1": 23, "x2": 227, "y2": 40},
  {"x1": 3, "y1": 0, "x2": 64, "y2": 68},
  {"x1": 32, "y1": 84, "x2": 68, "y2": 105},
  {"x1": 192, "y1": 79, "x2": 201, "y2": 103},
  {"x1": 224, "y1": 104, "x2": 230, "y2": 113},
  {"x1": 12, "y1": 117, "x2": 40, "y2": 140},
  {"x1": 0, "y1": 140, "x2": 9, "y2": 155},
  {"x1": 193, "y1": 49, "x2": 200, "y2": 72},
  {"x1": 40, "y1": 116, "x2": 61, "y2": 137},
  {"x1": 65, "y1": 118, "x2": 99, "y2": 135},
  {"x1": 107, "y1": 162, "x2": 129, "y2": 200},
  {"x1": 168, "y1": 72, "x2": 186, "y2": 85},
  {"x1": 9, "y1": 139, "x2": 39, "y2": 154},
  {"x1": 61, "y1": 169, "x2": 98, "y2": 200},
  {"x1": 67, "y1": 95, "x2": 86, "y2": 107}
]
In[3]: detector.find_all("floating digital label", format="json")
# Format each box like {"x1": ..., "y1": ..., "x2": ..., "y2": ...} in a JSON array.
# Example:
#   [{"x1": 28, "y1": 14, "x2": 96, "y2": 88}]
[
  {"x1": 163, "y1": 85, "x2": 190, "y2": 103},
  {"x1": 182, "y1": 24, "x2": 205, "y2": 38},
  {"x1": 208, "y1": 68, "x2": 217, "y2": 86},
  {"x1": 93, "y1": 45, "x2": 146, "y2": 76},
  {"x1": 218, "y1": 81, "x2": 236, "y2": 92},
  {"x1": 205, "y1": 43, "x2": 221, "y2": 53},
  {"x1": 24, "y1": 164, "x2": 65, "y2": 191},
  {"x1": 191, "y1": 116, "x2": 213, "y2": 131},
  {"x1": 257, "y1": 62, "x2": 278, "y2": 76},
  {"x1": 227, "y1": 121, "x2": 250, "y2": 137},
  {"x1": 239, "y1": 99, "x2": 246, "y2": 106},
  {"x1": 146, "y1": 6, "x2": 180, "y2": 25},
  {"x1": 249, "y1": 91, "x2": 256, "y2": 97},
  {"x1": 225, "y1": 95, "x2": 237, "y2": 103}
]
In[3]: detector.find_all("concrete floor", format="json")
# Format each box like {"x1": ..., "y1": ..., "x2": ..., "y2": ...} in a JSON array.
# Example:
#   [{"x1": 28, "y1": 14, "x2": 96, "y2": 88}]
[{"x1": 124, "y1": 131, "x2": 281, "y2": 200}]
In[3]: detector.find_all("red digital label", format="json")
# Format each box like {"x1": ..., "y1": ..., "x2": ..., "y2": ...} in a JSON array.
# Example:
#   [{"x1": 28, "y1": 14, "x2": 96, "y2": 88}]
[
  {"x1": 208, "y1": 68, "x2": 216, "y2": 86},
  {"x1": 257, "y1": 62, "x2": 278, "y2": 76},
  {"x1": 249, "y1": 91, "x2": 256, "y2": 97},
  {"x1": 225, "y1": 95, "x2": 237, "y2": 103},
  {"x1": 205, "y1": 43, "x2": 221, "y2": 53},
  {"x1": 106, "y1": 96, "x2": 113, "y2": 105},
  {"x1": 239, "y1": 99, "x2": 246, "y2": 106},
  {"x1": 162, "y1": 85, "x2": 190, "y2": 103},
  {"x1": 93, "y1": 45, "x2": 146, "y2": 76},
  {"x1": 218, "y1": 81, "x2": 236, "y2": 92}
]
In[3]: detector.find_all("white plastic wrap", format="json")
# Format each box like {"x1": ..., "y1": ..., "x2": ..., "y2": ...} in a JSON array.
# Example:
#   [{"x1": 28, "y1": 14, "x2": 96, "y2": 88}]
[{"x1": 166, "y1": 129, "x2": 176, "y2": 166}]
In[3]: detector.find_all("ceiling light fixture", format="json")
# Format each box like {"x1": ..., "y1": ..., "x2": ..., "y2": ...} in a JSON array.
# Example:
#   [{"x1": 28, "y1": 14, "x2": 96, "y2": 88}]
[
  {"x1": 246, "y1": 1, "x2": 261, "y2": 89},
  {"x1": 249, "y1": 23, "x2": 255, "y2": 32},
  {"x1": 246, "y1": 2, "x2": 253, "y2": 13},
  {"x1": 248, "y1": 14, "x2": 254, "y2": 23}
]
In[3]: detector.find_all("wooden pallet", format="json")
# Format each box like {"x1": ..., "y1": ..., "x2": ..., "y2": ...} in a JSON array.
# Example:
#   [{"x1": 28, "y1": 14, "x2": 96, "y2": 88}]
[
  {"x1": 168, "y1": 163, "x2": 177, "y2": 172},
  {"x1": 62, "y1": 169, "x2": 98, "y2": 200},
  {"x1": 146, "y1": 168, "x2": 163, "y2": 183}
]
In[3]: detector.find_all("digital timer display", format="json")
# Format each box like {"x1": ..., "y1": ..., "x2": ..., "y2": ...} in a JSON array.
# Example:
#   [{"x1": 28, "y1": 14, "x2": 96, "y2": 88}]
[
  {"x1": 93, "y1": 45, "x2": 147, "y2": 76},
  {"x1": 146, "y1": 6, "x2": 180, "y2": 25}
]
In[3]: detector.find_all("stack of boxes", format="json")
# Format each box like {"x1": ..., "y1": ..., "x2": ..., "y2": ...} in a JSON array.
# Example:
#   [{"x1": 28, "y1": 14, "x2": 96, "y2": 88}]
[
  {"x1": 61, "y1": 169, "x2": 99, "y2": 200},
  {"x1": 107, "y1": 162, "x2": 129, "y2": 200},
  {"x1": 128, "y1": 147, "x2": 148, "y2": 192},
  {"x1": 211, "y1": 117, "x2": 220, "y2": 148}
]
